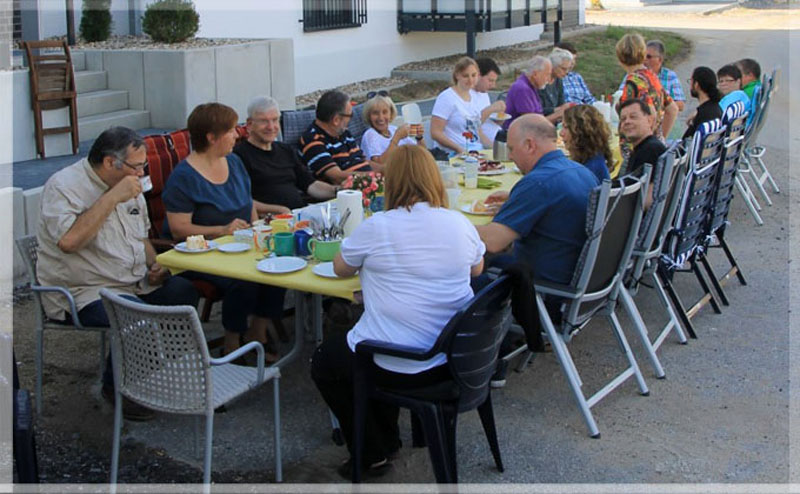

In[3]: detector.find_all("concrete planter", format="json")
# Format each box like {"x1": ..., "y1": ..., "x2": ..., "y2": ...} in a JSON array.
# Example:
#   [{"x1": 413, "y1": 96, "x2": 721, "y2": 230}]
[{"x1": 81, "y1": 39, "x2": 295, "y2": 129}]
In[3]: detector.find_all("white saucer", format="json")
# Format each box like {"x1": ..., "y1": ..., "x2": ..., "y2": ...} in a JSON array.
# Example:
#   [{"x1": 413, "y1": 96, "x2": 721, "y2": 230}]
[
  {"x1": 218, "y1": 242, "x2": 251, "y2": 253},
  {"x1": 460, "y1": 204, "x2": 494, "y2": 216},
  {"x1": 174, "y1": 240, "x2": 218, "y2": 253},
  {"x1": 312, "y1": 262, "x2": 338, "y2": 278},
  {"x1": 489, "y1": 112, "x2": 511, "y2": 121},
  {"x1": 256, "y1": 256, "x2": 308, "y2": 274}
]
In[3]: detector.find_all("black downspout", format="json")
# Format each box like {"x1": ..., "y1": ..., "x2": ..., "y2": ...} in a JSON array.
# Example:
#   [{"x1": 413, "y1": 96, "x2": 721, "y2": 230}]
[
  {"x1": 65, "y1": 0, "x2": 76, "y2": 45},
  {"x1": 465, "y1": 0, "x2": 476, "y2": 58}
]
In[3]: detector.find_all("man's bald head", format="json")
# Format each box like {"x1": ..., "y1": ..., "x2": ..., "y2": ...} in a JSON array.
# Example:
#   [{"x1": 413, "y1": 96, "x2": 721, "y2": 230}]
[{"x1": 508, "y1": 114, "x2": 558, "y2": 173}]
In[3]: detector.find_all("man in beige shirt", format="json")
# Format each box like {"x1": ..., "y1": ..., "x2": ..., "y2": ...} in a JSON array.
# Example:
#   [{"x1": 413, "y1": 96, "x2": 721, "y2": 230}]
[{"x1": 37, "y1": 126, "x2": 199, "y2": 420}]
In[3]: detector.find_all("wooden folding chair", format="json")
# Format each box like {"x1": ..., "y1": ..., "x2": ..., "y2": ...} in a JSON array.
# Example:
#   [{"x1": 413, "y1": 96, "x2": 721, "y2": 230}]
[{"x1": 21, "y1": 40, "x2": 79, "y2": 158}]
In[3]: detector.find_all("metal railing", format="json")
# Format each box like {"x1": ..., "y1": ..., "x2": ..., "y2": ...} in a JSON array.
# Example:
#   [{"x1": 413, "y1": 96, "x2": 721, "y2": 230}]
[{"x1": 302, "y1": 0, "x2": 368, "y2": 32}]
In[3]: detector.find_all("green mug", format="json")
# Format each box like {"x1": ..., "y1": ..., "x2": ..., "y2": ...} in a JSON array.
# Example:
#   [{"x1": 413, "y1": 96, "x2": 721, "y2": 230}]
[
  {"x1": 308, "y1": 238, "x2": 341, "y2": 262},
  {"x1": 269, "y1": 232, "x2": 295, "y2": 256}
]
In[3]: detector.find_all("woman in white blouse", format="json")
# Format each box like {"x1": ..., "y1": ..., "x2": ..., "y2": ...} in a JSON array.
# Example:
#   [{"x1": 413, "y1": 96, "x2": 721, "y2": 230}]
[
  {"x1": 430, "y1": 56, "x2": 492, "y2": 155},
  {"x1": 311, "y1": 145, "x2": 485, "y2": 479},
  {"x1": 360, "y1": 92, "x2": 422, "y2": 163}
]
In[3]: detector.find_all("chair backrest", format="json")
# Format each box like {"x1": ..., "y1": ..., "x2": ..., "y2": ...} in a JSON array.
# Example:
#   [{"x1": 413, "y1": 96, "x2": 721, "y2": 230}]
[
  {"x1": 143, "y1": 130, "x2": 192, "y2": 238},
  {"x1": 709, "y1": 102, "x2": 749, "y2": 235},
  {"x1": 744, "y1": 67, "x2": 776, "y2": 147},
  {"x1": 565, "y1": 171, "x2": 650, "y2": 324},
  {"x1": 347, "y1": 103, "x2": 369, "y2": 143},
  {"x1": 21, "y1": 40, "x2": 76, "y2": 110},
  {"x1": 634, "y1": 143, "x2": 678, "y2": 252},
  {"x1": 280, "y1": 108, "x2": 317, "y2": 148},
  {"x1": 100, "y1": 289, "x2": 213, "y2": 414},
  {"x1": 432, "y1": 275, "x2": 513, "y2": 411},
  {"x1": 665, "y1": 120, "x2": 726, "y2": 266}
]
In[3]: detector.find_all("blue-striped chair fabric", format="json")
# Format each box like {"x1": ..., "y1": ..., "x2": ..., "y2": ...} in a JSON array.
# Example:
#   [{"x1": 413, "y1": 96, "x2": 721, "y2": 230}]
[{"x1": 709, "y1": 101, "x2": 749, "y2": 234}]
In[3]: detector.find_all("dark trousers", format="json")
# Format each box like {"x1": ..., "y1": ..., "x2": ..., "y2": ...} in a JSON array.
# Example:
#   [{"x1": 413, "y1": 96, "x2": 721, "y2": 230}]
[
  {"x1": 72, "y1": 276, "x2": 200, "y2": 388},
  {"x1": 311, "y1": 331, "x2": 450, "y2": 466},
  {"x1": 178, "y1": 272, "x2": 286, "y2": 333}
]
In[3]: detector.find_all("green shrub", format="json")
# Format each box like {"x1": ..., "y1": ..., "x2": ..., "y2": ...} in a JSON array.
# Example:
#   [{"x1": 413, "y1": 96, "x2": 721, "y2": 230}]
[
  {"x1": 142, "y1": 0, "x2": 200, "y2": 43},
  {"x1": 80, "y1": 0, "x2": 112, "y2": 42}
]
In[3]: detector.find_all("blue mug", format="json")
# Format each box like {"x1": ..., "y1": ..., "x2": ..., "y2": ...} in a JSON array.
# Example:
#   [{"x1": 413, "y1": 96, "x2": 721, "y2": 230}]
[{"x1": 295, "y1": 228, "x2": 312, "y2": 257}]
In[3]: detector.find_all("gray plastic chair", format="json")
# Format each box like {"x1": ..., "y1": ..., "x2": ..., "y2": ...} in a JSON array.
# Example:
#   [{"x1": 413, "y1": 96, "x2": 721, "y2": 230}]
[
  {"x1": 535, "y1": 171, "x2": 651, "y2": 438},
  {"x1": 15, "y1": 235, "x2": 108, "y2": 416},
  {"x1": 100, "y1": 289, "x2": 282, "y2": 486}
]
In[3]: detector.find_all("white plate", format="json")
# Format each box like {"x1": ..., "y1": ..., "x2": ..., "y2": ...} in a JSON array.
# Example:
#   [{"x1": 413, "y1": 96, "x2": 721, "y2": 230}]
[
  {"x1": 312, "y1": 262, "x2": 338, "y2": 278},
  {"x1": 478, "y1": 167, "x2": 510, "y2": 176},
  {"x1": 256, "y1": 256, "x2": 308, "y2": 274},
  {"x1": 174, "y1": 240, "x2": 219, "y2": 253},
  {"x1": 489, "y1": 112, "x2": 511, "y2": 122},
  {"x1": 460, "y1": 204, "x2": 495, "y2": 216},
  {"x1": 217, "y1": 242, "x2": 251, "y2": 253}
]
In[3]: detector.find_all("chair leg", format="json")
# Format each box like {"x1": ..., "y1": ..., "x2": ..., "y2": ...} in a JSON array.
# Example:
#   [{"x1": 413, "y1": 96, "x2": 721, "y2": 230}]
[
  {"x1": 272, "y1": 378, "x2": 282, "y2": 483},
  {"x1": 99, "y1": 331, "x2": 106, "y2": 377},
  {"x1": 203, "y1": 412, "x2": 214, "y2": 485},
  {"x1": 755, "y1": 153, "x2": 780, "y2": 194},
  {"x1": 35, "y1": 327, "x2": 43, "y2": 416},
  {"x1": 416, "y1": 403, "x2": 453, "y2": 483},
  {"x1": 608, "y1": 311, "x2": 649, "y2": 396},
  {"x1": 735, "y1": 173, "x2": 764, "y2": 225},
  {"x1": 200, "y1": 299, "x2": 213, "y2": 323},
  {"x1": 537, "y1": 294, "x2": 600, "y2": 438},
  {"x1": 442, "y1": 405, "x2": 458, "y2": 484},
  {"x1": 352, "y1": 366, "x2": 369, "y2": 483},
  {"x1": 109, "y1": 389, "x2": 123, "y2": 485},
  {"x1": 411, "y1": 411, "x2": 426, "y2": 447},
  {"x1": 699, "y1": 255, "x2": 729, "y2": 306},
  {"x1": 618, "y1": 287, "x2": 665, "y2": 378},
  {"x1": 719, "y1": 236, "x2": 747, "y2": 286},
  {"x1": 477, "y1": 394, "x2": 504, "y2": 472},
  {"x1": 657, "y1": 267, "x2": 697, "y2": 339},
  {"x1": 747, "y1": 154, "x2": 775, "y2": 205},
  {"x1": 691, "y1": 261, "x2": 722, "y2": 314},
  {"x1": 651, "y1": 271, "x2": 688, "y2": 346},
  {"x1": 194, "y1": 416, "x2": 201, "y2": 459}
]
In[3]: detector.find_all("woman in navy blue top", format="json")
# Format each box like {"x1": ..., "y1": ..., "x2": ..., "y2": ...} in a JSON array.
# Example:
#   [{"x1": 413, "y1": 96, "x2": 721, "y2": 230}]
[
  {"x1": 560, "y1": 105, "x2": 613, "y2": 182},
  {"x1": 162, "y1": 103, "x2": 281, "y2": 359}
]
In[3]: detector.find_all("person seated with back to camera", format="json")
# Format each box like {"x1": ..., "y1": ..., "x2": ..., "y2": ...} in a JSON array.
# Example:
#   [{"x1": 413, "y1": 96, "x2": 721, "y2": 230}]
[
  {"x1": 359, "y1": 91, "x2": 424, "y2": 164},
  {"x1": 560, "y1": 104, "x2": 613, "y2": 182},
  {"x1": 300, "y1": 90, "x2": 378, "y2": 185},
  {"x1": 683, "y1": 67, "x2": 723, "y2": 140},
  {"x1": 311, "y1": 145, "x2": 485, "y2": 480}
]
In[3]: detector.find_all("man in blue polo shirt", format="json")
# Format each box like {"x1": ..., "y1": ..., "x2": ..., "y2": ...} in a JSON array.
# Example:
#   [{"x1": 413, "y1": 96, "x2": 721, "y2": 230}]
[{"x1": 477, "y1": 114, "x2": 599, "y2": 285}]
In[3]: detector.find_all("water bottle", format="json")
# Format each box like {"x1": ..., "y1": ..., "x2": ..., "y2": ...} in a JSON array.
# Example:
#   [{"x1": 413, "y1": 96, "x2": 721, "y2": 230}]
[{"x1": 464, "y1": 156, "x2": 479, "y2": 189}]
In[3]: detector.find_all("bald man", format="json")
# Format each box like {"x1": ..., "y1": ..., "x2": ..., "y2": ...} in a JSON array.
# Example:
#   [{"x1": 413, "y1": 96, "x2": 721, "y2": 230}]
[{"x1": 476, "y1": 114, "x2": 599, "y2": 286}]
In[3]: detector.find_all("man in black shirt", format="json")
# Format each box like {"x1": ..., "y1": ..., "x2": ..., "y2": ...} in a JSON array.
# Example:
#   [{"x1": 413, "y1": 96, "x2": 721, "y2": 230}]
[
  {"x1": 235, "y1": 96, "x2": 337, "y2": 215},
  {"x1": 620, "y1": 98, "x2": 667, "y2": 178},
  {"x1": 683, "y1": 66, "x2": 723, "y2": 139}
]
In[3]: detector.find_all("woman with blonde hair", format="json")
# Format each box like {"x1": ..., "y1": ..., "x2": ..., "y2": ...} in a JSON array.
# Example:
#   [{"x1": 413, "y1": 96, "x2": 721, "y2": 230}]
[
  {"x1": 560, "y1": 104, "x2": 613, "y2": 181},
  {"x1": 430, "y1": 56, "x2": 491, "y2": 154},
  {"x1": 615, "y1": 32, "x2": 678, "y2": 159},
  {"x1": 360, "y1": 92, "x2": 422, "y2": 163},
  {"x1": 312, "y1": 145, "x2": 485, "y2": 479}
]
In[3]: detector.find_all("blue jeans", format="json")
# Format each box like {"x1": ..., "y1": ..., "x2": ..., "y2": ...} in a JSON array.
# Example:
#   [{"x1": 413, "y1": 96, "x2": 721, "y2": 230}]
[{"x1": 71, "y1": 276, "x2": 200, "y2": 388}]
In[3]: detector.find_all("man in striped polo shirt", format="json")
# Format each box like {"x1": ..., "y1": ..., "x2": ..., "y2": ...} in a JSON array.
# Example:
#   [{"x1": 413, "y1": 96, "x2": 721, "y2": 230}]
[{"x1": 299, "y1": 90, "x2": 374, "y2": 185}]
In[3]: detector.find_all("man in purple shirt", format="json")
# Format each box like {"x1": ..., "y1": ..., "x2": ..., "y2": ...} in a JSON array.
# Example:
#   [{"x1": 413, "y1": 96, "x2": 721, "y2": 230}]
[{"x1": 504, "y1": 56, "x2": 552, "y2": 129}]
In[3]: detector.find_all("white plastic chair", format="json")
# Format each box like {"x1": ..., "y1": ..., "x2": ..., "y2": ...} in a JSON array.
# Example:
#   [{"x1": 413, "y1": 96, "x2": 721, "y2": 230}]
[
  {"x1": 15, "y1": 235, "x2": 108, "y2": 416},
  {"x1": 100, "y1": 289, "x2": 282, "y2": 487}
]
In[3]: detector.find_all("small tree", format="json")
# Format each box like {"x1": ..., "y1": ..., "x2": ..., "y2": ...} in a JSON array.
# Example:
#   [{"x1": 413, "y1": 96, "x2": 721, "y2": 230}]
[
  {"x1": 142, "y1": 0, "x2": 200, "y2": 44},
  {"x1": 80, "y1": 0, "x2": 113, "y2": 42}
]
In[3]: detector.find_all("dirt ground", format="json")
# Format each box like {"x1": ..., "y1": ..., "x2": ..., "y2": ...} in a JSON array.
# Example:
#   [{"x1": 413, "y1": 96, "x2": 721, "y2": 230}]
[{"x1": 10, "y1": 4, "x2": 799, "y2": 491}]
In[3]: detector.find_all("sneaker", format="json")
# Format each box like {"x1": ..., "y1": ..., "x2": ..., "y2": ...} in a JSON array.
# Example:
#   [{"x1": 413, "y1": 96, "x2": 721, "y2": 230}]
[
  {"x1": 490, "y1": 359, "x2": 509, "y2": 389},
  {"x1": 102, "y1": 385, "x2": 155, "y2": 422},
  {"x1": 337, "y1": 457, "x2": 392, "y2": 481}
]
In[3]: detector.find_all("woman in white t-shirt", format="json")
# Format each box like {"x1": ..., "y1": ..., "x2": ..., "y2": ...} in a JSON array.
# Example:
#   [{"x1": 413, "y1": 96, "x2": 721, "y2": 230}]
[
  {"x1": 430, "y1": 56, "x2": 492, "y2": 155},
  {"x1": 311, "y1": 145, "x2": 485, "y2": 479},
  {"x1": 360, "y1": 92, "x2": 422, "y2": 163}
]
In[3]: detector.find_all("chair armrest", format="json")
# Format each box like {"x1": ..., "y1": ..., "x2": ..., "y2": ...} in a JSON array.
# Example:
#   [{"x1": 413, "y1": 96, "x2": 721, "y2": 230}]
[
  {"x1": 210, "y1": 341, "x2": 269, "y2": 383},
  {"x1": 355, "y1": 339, "x2": 434, "y2": 361},
  {"x1": 150, "y1": 238, "x2": 176, "y2": 253},
  {"x1": 31, "y1": 285, "x2": 85, "y2": 329},
  {"x1": 533, "y1": 279, "x2": 581, "y2": 299}
]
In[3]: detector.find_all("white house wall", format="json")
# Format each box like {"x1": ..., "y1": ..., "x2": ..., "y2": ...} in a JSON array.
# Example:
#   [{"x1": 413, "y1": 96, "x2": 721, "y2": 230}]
[{"x1": 35, "y1": 0, "x2": 135, "y2": 38}]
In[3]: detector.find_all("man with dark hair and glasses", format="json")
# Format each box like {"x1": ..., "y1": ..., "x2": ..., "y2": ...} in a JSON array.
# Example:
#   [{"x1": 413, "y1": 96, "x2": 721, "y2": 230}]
[
  {"x1": 36, "y1": 126, "x2": 199, "y2": 422},
  {"x1": 299, "y1": 90, "x2": 375, "y2": 185},
  {"x1": 717, "y1": 64, "x2": 751, "y2": 116}
]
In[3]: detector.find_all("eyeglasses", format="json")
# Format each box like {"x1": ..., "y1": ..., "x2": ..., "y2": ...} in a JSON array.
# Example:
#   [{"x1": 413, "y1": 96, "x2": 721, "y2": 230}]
[
  {"x1": 366, "y1": 90, "x2": 389, "y2": 99},
  {"x1": 338, "y1": 112, "x2": 353, "y2": 119},
  {"x1": 718, "y1": 78, "x2": 736, "y2": 84},
  {"x1": 118, "y1": 159, "x2": 149, "y2": 172},
  {"x1": 645, "y1": 54, "x2": 660, "y2": 59}
]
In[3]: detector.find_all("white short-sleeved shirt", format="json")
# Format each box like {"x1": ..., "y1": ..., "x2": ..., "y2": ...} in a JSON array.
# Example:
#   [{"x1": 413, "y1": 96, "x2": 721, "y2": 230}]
[
  {"x1": 473, "y1": 91, "x2": 502, "y2": 143},
  {"x1": 341, "y1": 202, "x2": 486, "y2": 374},
  {"x1": 360, "y1": 126, "x2": 417, "y2": 160},
  {"x1": 432, "y1": 87, "x2": 485, "y2": 153}
]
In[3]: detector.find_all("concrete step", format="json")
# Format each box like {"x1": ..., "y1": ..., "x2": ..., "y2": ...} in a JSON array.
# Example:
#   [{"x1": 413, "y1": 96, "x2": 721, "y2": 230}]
[
  {"x1": 71, "y1": 51, "x2": 86, "y2": 71},
  {"x1": 74, "y1": 70, "x2": 108, "y2": 94},
  {"x1": 79, "y1": 109, "x2": 151, "y2": 141},
  {"x1": 77, "y1": 89, "x2": 130, "y2": 118}
]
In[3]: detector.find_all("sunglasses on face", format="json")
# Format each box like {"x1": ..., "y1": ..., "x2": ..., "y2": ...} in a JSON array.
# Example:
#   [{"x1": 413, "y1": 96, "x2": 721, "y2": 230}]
[{"x1": 366, "y1": 90, "x2": 389, "y2": 99}]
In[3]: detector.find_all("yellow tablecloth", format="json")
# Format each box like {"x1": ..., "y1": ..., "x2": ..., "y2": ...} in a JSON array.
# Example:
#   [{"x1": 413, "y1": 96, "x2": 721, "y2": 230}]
[{"x1": 157, "y1": 237, "x2": 361, "y2": 301}]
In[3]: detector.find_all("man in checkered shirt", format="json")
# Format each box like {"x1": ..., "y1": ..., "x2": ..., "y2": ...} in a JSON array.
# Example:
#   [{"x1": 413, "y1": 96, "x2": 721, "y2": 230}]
[
  {"x1": 556, "y1": 42, "x2": 596, "y2": 105},
  {"x1": 618, "y1": 39, "x2": 686, "y2": 112}
]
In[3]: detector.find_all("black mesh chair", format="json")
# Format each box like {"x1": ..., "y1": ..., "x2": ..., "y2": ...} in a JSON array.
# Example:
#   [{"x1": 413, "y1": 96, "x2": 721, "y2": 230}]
[
  {"x1": 620, "y1": 143, "x2": 689, "y2": 378},
  {"x1": 658, "y1": 120, "x2": 727, "y2": 339},
  {"x1": 699, "y1": 101, "x2": 749, "y2": 306},
  {"x1": 351, "y1": 275, "x2": 513, "y2": 483},
  {"x1": 535, "y1": 172, "x2": 651, "y2": 438}
]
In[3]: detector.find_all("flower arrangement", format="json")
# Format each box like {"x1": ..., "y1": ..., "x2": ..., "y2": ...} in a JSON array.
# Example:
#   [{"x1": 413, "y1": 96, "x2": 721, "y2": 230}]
[{"x1": 341, "y1": 172, "x2": 384, "y2": 210}]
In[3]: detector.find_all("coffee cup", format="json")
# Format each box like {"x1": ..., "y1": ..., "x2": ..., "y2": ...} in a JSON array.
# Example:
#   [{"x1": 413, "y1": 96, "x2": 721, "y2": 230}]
[
  {"x1": 294, "y1": 229, "x2": 312, "y2": 257},
  {"x1": 139, "y1": 175, "x2": 153, "y2": 193},
  {"x1": 253, "y1": 224, "x2": 273, "y2": 253},
  {"x1": 308, "y1": 238, "x2": 341, "y2": 262},
  {"x1": 270, "y1": 215, "x2": 292, "y2": 233},
  {"x1": 269, "y1": 232, "x2": 295, "y2": 256}
]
